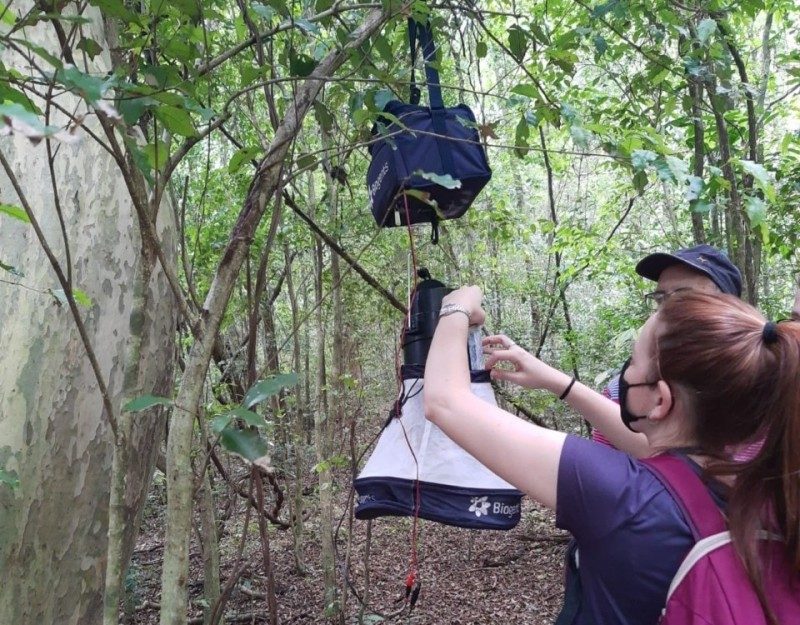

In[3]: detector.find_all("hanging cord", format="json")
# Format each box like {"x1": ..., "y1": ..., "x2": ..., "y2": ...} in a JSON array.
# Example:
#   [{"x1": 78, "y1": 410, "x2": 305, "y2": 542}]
[{"x1": 388, "y1": 191, "x2": 423, "y2": 610}]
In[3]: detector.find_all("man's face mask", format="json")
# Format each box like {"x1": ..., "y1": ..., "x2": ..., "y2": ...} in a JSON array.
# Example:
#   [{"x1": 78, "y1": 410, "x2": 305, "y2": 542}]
[{"x1": 618, "y1": 357, "x2": 660, "y2": 432}]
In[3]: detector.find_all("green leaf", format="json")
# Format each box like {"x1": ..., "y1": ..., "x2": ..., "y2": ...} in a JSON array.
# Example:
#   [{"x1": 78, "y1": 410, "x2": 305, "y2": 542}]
[
  {"x1": 182, "y1": 98, "x2": 214, "y2": 122},
  {"x1": 76, "y1": 37, "x2": 103, "y2": 60},
  {"x1": 372, "y1": 34, "x2": 393, "y2": 64},
  {"x1": 696, "y1": 18, "x2": 716, "y2": 46},
  {"x1": 476, "y1": 41, "x2": 487, "y2": 59},
  {"x1": 72, "y1": 288, "x2": 92, "y2": 307},
  {"x1": 0, "y1": 2, "x2": 17, "y2": 26},
  {"x1": 514, "y1": 115, "x2": 529, "y2": 158},
  {"x1": 372, "y1": 88, "x2": 393, "y2": 112},
  {"x1": 122, "y1": 135, "x2": 154, "y2": 185},
  {"x1": 0, "y1": 83, "x2": 40, "y2": 113},
  {"x1": 243, "y1": 373, "x2": 298, "y2": 409},
  {"x1": 228, "y1": 147, "x2": 261, "y2": 174},
  {"x1": 665, "y1": 156, "x2": 687, "y2": 179},
  {"x1": 744, "y1": 195, "x2": 767, "y2": 227},
  {"x1": 739, "y1": 160, "x2": 769, "y2": 185},
  {"x1": 632, "y1": 170, "x2": 648, "y2": 193},
  {"x1": 295, "y1": 18, "x2": 320, "y2": 34},
  {"x1": 163, "y1": 38, "x2": 199, "y2": 63},
  {"x1": 117, "y1": 96, "x2": 156, "y2": 125},
  {"x1": 36, "y1": 13, "x2": 93, "y2": 24},
  {"x1": 210, "y1": 414, "x2": 230, "y2": 434},
  {"x1": 0, "y1": 203, "x2": 30, "y2": 223},
  {"x1": 124, "y1": 394, "x2": 173, "y2": 412},
  {"x1": 0, "y1": 260, "x2": 23, "y2": 277},
  {"x1": 54, "y1": 66, "x2": 109, "y2": 103},
  {"x1": 89, "y1": 0, "x2": 141, "y2": 23},
  {"x1": 652, "y1": 156, "x2": 679, "y2": 182},
  {"x1": 414, "y1": 170, "x2": 462, "y2": 189},
  {"x1": 250, "y1": 2, "x2": 275, "y2": 20},
  {"x1": 313, "y1": 101, "x2": 333, "y2": 133},
  {"x1": 690, "y1": 198, "x2": 714, "y2": 214},
  {"x1": 218, "y1": 426, "x2": 270, "y2": 463},
  {"x1": 227, "y1": 406, "x2": 268, "y2": 428},
  {"x1": 570, "y1": 125, "x2": 592, "y2": 149},
  {"x1": 738, "y1": 159, "x2": 774, "y2": 200},
  {"x1": 142, "y1": 140, "x2": 169, "y2": 170},
  {"x1": 0, "y1": 469, "x2": 19, "y2": 490},
  {"x1": 171, "y1": 0, "x2": 200, "y2": 19},
  {"x1": 631, "y1": 149, "x2": 657, "y2": 171},
  {"x1": 593, "y1": 34, "x2": 607, "y2": 57},
  {"x1": 507, "y1": 25, "x2": 527, "y2": 62},
  {"x1": 289, "y1": 52, "x2": 317, "y2": 77},
  {"x1": 0, "y1": 102, "x2": 57, "y2": 139},
  {"x1": 510, "y1": 83, "x2": 538, "y2": 99},
  {"x1": 295, "y1": 153, "x2": 316, "y2": 171},
  {"x1": 155, "y1": 105, "x2": 196, "y2": 137}
]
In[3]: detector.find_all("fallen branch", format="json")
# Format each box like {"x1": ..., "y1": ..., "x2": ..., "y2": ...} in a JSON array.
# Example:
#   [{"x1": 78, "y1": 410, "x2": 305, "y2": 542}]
[{"x1": 515, "y1": 533, "x2": 572, "y2": 543}]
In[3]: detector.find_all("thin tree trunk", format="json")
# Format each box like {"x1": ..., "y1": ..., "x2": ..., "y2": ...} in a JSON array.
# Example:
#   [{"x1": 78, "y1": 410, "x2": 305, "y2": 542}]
[
  {"x1": 284, "y1": 244, "x2": 307, "y2": 574},
  {"x1": 311, "y1": 167, "x2": 339, "y2": 617},
  {"x1": 324, "y1": 133, "x2": 347, "y2": 623},
  {"x1": 705, "y1": 81, "x2": 757, "y2": 304},
  {"x1": 688, "y1": 70, "x2": 707, "y2": 244},
  {"x1": 158, "y1": 11, "x2": 396, "y2": 624},
  {"x1": 196, "y1": 416, "x2": 221, "y2": 625}
]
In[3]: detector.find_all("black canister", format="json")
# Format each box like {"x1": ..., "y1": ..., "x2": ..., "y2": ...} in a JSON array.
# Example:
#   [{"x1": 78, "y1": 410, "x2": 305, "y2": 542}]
[{"x1": 402, "y1": 273, "x2": 452, "y2": 367}]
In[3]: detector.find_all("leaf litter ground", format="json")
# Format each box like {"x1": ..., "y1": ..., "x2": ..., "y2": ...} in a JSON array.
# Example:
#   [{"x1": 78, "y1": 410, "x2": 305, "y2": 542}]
[{"x1": 129, "y1": 470, "x2": 568, "y2": 624}]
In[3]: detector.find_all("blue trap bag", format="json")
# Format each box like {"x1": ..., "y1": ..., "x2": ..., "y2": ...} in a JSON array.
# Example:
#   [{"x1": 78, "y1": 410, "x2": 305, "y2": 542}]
[{"x1": 366, "y1": 20, "x2": 492, "y2": 238}]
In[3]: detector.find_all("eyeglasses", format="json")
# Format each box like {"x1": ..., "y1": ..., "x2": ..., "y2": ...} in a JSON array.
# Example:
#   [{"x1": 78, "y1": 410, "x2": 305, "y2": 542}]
[{"x1": 643, "y1": 286, "x2": 692, "y2": 308}]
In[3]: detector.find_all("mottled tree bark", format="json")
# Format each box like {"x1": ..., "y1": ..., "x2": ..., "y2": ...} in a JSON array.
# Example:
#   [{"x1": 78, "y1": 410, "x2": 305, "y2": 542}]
[{"x1": 0, "y1": 7, "x2": 176, "y2": 625}]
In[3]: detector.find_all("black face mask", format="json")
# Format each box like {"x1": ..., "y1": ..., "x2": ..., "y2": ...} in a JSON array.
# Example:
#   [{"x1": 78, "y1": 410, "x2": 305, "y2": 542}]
[{"x1": 618, "y1": 357, "x2": 660, "y2": 432}]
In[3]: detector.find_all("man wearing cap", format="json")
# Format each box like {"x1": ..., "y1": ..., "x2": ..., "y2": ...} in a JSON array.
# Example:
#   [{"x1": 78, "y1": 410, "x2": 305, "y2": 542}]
[{"x1": 591, "y1": 244, "x2": 742, "y2": 451}]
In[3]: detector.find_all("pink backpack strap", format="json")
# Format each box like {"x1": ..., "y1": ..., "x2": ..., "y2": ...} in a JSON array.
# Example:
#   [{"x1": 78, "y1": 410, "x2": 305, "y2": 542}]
[{"x1": 642, "y1": 454, "x2": 727, "y2": 539}]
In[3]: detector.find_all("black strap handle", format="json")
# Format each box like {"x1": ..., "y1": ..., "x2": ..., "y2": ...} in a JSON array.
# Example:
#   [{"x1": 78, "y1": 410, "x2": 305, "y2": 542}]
[{"x1": 408, "y1": 18, "x2": 444, "y2": 109}]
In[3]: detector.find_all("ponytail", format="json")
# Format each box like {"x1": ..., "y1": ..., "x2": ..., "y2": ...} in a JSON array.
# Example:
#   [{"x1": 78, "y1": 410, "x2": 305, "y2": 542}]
[{"x1": 656, "y1": 292, "x2": 800, "y2": 620}]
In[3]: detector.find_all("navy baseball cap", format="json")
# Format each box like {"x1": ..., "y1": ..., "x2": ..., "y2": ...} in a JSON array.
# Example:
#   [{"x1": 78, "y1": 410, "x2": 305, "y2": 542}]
[{"x1": 635, "y1": 244, "x2": 742, "y2": 297}]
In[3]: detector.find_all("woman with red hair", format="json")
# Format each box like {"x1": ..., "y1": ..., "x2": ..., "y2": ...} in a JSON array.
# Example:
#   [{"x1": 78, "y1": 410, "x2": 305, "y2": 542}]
[{"x1": 425, "y1": 288, "x2": 799, "y2": 624}]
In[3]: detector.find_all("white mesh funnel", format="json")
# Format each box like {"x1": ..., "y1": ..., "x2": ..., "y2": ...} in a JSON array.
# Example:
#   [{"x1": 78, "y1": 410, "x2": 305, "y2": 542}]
[{"x1": 355, "y1": 328, "x2": 523, "y2": 529}]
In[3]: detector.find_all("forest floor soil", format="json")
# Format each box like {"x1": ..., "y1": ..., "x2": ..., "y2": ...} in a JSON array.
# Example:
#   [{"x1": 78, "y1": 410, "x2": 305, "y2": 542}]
[{"x1": 128, "y1": 466, "x2": 568, "y2": 625}]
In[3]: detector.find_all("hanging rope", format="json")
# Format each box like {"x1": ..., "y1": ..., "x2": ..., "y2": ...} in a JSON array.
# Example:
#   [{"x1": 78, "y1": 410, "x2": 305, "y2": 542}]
[{"x1": 388, "y1": 190, "x2": 424, "y2": 610}]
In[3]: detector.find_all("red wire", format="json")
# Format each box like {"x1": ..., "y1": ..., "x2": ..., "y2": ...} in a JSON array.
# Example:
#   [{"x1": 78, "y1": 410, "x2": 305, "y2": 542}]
[
  {"x1": 396, "y1": 191, "x2": 422, "y2": 590},
  {"x1": 374, "y1": 192, "x2": 426, "y2": 596}
]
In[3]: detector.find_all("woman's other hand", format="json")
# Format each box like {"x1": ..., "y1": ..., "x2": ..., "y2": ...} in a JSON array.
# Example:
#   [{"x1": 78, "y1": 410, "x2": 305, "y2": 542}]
[{"x1": 483, "y1": 335, "x2": 567, "y2": 392}]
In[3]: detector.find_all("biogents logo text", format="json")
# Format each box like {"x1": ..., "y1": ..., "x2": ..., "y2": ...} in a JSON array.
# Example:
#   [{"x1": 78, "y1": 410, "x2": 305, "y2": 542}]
[
  {"x1": 468, "y1": 497, "x2": 520, "y2": 518},
  {"x1": 493, "y1": 502, "x2": 520, "y2": 517},
  {"x1": 369, "y1": 162, "x2": 390, "y2": 200}
]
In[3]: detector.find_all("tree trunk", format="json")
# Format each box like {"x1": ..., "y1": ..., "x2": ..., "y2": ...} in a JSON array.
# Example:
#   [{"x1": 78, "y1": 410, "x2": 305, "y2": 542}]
[
  {"x1": 688, "y1": 73, "x2": 707, "y2": 244},
  {"x1": 0, "y1": 8, "x2": 176, "y2": 625},
  {"x1": 311, "y1": 167, "x2": 338, "y2": 618},
  {"x1": 157, "y1": 10, "x2": 396, "y2": 624},
  {"x1": 283, "y1": 244, "x2": 307, "y2": 574},
  {"x1": 706, "y1": 81, "x2": 757, "y2": 304},
  {"x1": 197, "y1": 417, "x2": 221, "y2": 625}
]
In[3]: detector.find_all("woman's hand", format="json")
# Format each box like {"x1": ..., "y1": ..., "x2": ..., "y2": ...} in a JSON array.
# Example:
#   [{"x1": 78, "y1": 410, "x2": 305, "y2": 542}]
[
  {"x1": 442, "y1": 285, "x2": 486, "y2": 326},
  {"x1": 483, "y1": 335, "x2": 569, "y2": 392}
]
